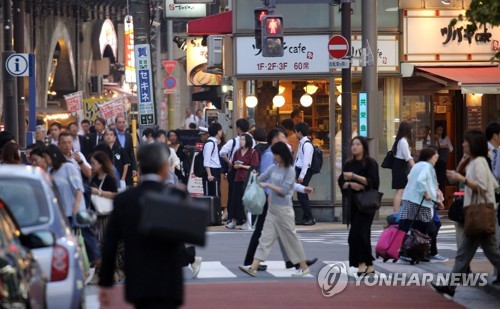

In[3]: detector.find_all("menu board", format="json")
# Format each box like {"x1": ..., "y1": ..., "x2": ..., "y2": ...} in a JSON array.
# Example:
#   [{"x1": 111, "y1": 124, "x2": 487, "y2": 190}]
[{"x1": 466, "y1": 106, "x2": 483, "y2": 130}]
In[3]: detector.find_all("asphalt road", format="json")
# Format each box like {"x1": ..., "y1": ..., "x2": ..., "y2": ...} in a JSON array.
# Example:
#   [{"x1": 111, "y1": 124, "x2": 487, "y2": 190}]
[{"x1": 85, "y1": 221, "x2": 500, "y2": 308}]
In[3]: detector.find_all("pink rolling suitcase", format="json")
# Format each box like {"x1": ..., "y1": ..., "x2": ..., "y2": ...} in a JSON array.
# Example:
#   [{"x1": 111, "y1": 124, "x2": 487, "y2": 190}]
[{"x1": 375, "y1": 224, "x2": 406, "y2": 262}]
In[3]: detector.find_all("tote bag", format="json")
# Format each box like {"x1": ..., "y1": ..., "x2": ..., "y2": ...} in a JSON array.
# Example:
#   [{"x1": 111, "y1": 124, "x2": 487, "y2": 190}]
[{"x1": 90, "y1": 176, "x2": 114, "y2": 216}]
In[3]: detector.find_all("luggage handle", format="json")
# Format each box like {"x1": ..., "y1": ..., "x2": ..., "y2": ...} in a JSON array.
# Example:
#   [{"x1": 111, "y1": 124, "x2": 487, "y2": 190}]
[{"x1": 205, "y1": 178, "x2": 219, "y2": 198}]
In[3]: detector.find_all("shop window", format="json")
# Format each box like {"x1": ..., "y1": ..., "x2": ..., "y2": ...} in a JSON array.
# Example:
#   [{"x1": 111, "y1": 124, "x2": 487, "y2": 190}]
[{"x1": 400, "y1": 95, "x2": 432, "y2": 154}]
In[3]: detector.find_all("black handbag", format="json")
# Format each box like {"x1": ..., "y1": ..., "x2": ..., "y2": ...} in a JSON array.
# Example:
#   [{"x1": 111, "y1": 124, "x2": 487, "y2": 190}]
[
  {"x1": 139, "y1": 189, "x2": 208, "y2": 246},
  {"x1": 381, "y1": 151, "x2": 394, "y2": 169},
  {"x1": 448, "y1": 196, "x2": 464, "y2": 224},
  {"x1": 353, "y1": 190, "x2": 384, "y2": 214}
]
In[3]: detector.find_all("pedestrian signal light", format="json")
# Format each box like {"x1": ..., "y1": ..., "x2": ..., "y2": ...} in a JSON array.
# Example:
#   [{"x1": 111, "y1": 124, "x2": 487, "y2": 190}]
[
  {"x1": 262, "y1": 15, "x2": 284, "y2": 57},
  {"x1": 254, "y1": 8, "x2": 269, "y2": 50}
]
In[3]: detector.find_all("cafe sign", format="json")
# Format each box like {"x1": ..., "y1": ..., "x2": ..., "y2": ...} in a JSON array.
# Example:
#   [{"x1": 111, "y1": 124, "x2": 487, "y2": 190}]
[{"x1": 404, "y1": 9, "x2": 500, "y2": 62}]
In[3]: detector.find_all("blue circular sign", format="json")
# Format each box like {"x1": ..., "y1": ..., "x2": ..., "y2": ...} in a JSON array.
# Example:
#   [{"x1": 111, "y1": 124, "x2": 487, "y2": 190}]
[{"x1": 164, "y1": 76, "x2": 177, "y2": 89}]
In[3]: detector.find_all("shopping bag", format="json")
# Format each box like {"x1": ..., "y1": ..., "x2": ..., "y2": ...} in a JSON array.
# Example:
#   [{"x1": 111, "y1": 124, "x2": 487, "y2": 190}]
[
  {"x1": 242, "y1": 173, "x2": 266, "y2": 215},
  {"x1": 77, "y1": 229, "x2": 90, "y2": 273}
]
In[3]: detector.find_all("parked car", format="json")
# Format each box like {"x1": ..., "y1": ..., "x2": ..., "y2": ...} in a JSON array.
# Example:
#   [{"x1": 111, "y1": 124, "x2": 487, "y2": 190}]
[
  {"x1": 0, "y1": 166, "x2": 86, "y2": 309},
  {"x1": 0, "y1": 198, "x2": 47, "y2": 309}
]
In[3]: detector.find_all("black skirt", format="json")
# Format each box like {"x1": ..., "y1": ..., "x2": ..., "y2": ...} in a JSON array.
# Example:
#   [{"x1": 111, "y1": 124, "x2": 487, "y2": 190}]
[{"x1": 392, "y1": 158, "x2": 409, "y2": 189}]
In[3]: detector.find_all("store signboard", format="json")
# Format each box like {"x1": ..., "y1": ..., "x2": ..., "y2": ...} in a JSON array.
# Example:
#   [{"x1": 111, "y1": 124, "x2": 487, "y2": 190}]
[
  {"x1": 237, "y1": 35, "x2": 399, "y2": 75},
  {"x1": 186, "y1": 37, "x2": 222, "y2": 86},
  {"x1": 124, "y1": 16, "x2": 136, "y2": 83},
  {"x1": 358, "y1": 92, "x2": 368, "y2": 137},
  {"x1": 236, "y1": 35, "x2": 330, "y2": 75},
  {"x1": 165, "y1": 0, "x2": 206, "y2": 18},
  {"x1": 404, "y1": 10, "x2": 500, "y2": 62},
  {"x1": 134, "y1": 44, "x2": 156, "y2": 126}
]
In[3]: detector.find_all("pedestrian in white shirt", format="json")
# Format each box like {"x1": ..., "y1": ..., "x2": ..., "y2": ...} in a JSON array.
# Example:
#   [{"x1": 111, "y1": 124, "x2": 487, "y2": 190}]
[
  {"x1": 294, "y1": 122, "x2": 316, "y2": 226},
  {"x1": 391, "y1": 122, "x2": 415, "y2": 212},
  {"x1": 184, "y1": 108, "x2": 199, "y2": 129},
  {"x1": 203, "y1": 122, "x2": 222, "y2": 196}
]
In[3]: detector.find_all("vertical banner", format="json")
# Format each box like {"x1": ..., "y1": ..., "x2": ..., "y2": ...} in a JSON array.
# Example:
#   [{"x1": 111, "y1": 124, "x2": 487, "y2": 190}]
[
  {"x1": 111, "y1": 97, "x2": 125, "y2": 118},
  {"x1": 64, "y1": 91, "x2": 83, "y2": 112},
  {"x1": 134, "y1": 44, "x2": 156, "y2": 126},
  {"x1": 358, "y1": 92, "x2": 368, "y2": 137}
]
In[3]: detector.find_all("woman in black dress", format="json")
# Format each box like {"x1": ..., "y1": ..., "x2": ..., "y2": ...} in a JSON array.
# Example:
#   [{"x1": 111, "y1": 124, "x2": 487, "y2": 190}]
[{"x1": 338, "y1": 137, "x2": 380, "y2": 276}]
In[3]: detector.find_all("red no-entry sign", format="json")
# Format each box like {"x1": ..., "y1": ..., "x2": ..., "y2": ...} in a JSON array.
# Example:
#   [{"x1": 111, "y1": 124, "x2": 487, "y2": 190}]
[{"x1": 328, "y1": 35, "x2": 349, "y2": 59}]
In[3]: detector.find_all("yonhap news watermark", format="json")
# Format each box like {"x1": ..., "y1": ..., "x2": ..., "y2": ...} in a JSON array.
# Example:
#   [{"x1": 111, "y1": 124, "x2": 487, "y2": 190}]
[{"x1": 317, "y1": 262, "x2": 489, "y2": 297}]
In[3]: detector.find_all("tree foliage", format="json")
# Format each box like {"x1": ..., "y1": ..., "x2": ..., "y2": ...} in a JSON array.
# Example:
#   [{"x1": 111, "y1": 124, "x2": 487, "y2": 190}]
[{"x1": 451, "y1": 0, "x2": 500, "y2": 61}]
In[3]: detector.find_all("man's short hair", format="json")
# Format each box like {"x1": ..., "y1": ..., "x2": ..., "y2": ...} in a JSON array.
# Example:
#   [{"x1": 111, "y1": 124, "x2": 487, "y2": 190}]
[
  {"x1": 143, "y1": 128, "x2": 154, "y2": 137},
  {"x1": 138, "y1": 143, "x2": 170, "y2": 175},
  {"x1": 267, "y1": 128, "x2": 286, "y2": 145},
  {"x1": 81, "y1": 119, "x2": 90, "y2": 125},
  {"x1": 115, "y1": 115, "x2": 125, "y2": 123},
  {"x1": 485, "y1": 122, "x2": 500, "y2": 141},
  {"x1": 154, "y1": 129, "x2": 167, "y2": 139},
  {"x1": 295, "y1": 122, "x2": 309, "y2": 136},
  {"x1": 67, "y1": 122, "x2": 78, "y2": 130},
  {"x1": 36, "y1": 125, "x2": 46, "y2": 134},
  {"x1": 94, "y1": 117, "x2": 106, "y2": 126},
  {"x1": 50, "y1": 122, "x2": 62, "y2": 130},
  {"x1": 236, "y1": 118, "x2": 250, "y2": 133},
  {"x1": 209, "y1": 122, "x2": 222, "y2": 137},
  {"x1": 280, "y1": 119, "x2": 294, "y2": 131},
  {"x1": 58, "y1": 131, "x2": 72, "y2": 142}
]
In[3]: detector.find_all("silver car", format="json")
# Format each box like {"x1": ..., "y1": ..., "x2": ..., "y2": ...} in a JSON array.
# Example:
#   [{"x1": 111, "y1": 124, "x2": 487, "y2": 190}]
[{"x1": 0, "y1": 166, "x2": 86, "y2": 309}]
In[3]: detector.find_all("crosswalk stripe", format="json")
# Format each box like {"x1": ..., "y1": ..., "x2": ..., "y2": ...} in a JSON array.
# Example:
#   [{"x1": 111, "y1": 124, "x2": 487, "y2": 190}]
[
  {"x1": 85, "y1": 294, "x2": 99, "y2": 309},
  {"x1": 196, "y1": 261, "x2": 237, "y2": 279},
  {"x1": 263, "y1": 261, "x2": 314, "y2": 278}
]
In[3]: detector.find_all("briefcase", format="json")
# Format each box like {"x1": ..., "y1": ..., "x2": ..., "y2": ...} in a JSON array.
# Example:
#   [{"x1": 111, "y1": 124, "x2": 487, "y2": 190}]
[{"x1": 139, "y1": 191, "x2": 208, "y2": 246}]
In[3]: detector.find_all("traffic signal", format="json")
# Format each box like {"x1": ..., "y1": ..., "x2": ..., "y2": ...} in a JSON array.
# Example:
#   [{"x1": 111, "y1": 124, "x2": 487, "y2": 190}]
[
  {"x1": 262, "y1": 15, "x2": 284, "y2": 57},
  {"x1": 254, "y1": 8, "x2": 269, "y2": 50}
]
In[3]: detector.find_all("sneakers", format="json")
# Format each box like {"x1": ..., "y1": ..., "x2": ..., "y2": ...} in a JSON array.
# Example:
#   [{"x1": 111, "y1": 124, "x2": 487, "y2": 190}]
[
  {"x1": 429, "y1": 254, "x2": 449, "y2": 263},
  {"x1": 225, "y1": 221, "x2": 236, "y2": 229},
  {"x1": 291, "y1": 268, "x2": 311, "y2": 277},
  {"x1": 239, "y1": 222, "x2": 250, "y2": 230},
  {"x1": 430, "y1": 283, "x2": 455, "y2": 299},
  {"x1": 239, "y1": 265, "x2": 256, "y2": 277},
  {"x1": 396, "y1": 256, "x2": 412, "y2": 264},
  {"x1": 191, "y1": 256, "x2": 203, "y2": 279}
]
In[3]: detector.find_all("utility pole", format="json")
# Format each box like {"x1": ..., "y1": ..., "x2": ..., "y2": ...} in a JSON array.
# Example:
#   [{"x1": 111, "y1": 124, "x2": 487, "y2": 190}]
[
  {"x1": 361, "y1": 0, "x2": 379, "y2": 157},
  {"x1": 2, "y1": 0, "x2": 19, "y2": 140},
  {"x1": 341, "y1": 0, "x2": 352, "y2": 164},
  {"x1": 14, "y1": 0, "x2": 26, "y2": 147}
]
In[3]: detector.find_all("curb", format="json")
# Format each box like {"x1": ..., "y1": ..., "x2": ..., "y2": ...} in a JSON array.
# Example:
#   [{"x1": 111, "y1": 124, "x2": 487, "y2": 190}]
[{"x1": 479, "y1": 279, "x2": 500, "y2": 299}]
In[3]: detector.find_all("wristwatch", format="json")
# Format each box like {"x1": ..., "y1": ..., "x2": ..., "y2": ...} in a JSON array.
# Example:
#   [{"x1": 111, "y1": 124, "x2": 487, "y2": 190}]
[{"x1": 78, "y1": 160, "x2": 84, "y2": 165}]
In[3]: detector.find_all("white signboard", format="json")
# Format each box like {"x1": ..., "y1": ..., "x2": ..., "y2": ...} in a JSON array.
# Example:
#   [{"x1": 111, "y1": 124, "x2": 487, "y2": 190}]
[
  {"x1": 236, "y1": 35, "x2": 399, "y2": 75},
  {"x1": 236, "y1": 35, "x2": 331, "y2": 75},
  {"x1": 329, "y1": 59, "x2": 350, "y2": 69},
  {"x1": 165, "y1": 0, "x2": 206, "y2": 18},
  {"x1": 5, "y1": 53, "x2": 29, "y2": 76},
  {"x1": 404, "y1": 10, "x2": 500, "y2": 62}
]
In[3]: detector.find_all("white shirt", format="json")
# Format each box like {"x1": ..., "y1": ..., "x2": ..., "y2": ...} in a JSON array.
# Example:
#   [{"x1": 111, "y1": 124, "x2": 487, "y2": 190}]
[
  {"x1": 184, "y1": 114, "x2": 199, "y2": 129},
  {"x1": 394, "y1": 137, "x2": 413, "y2": 161},
  {"x1": 66, "y1": 151, "x2": 91, "y2": 172},
  {"x1": 203, "y1": 137, "x2": 221, "y2": 168},
  {"x1": 169, "y1": 147, "x2": 181, "y2": 172},
  {"x1": 295, "y1": 136, "x2": 314, "y2": 179},
  {"x1": 436, "y1": 136, "x2": 453, "y2": 152},
  {"x1": 72, "y1": 135, "x2": 81, "y2": 153},
  {"x1": 219, "y1": 133, "x2": 256, "y2": 162}
]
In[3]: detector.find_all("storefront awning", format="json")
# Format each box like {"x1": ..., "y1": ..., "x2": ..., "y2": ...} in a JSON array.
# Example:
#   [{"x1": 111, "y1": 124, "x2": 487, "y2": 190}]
[
  {"x1": 187, "y1": 11, "x2": 232, "y2": 36},
  {"x1": 416, "y1": 67, "x2": 500, "y2": 94}
]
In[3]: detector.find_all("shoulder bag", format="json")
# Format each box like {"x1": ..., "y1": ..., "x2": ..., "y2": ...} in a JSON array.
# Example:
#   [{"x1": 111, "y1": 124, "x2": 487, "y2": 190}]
[
  {"x1": 464, "y1": 187, "x2": 496, "y2": 238},
  {"x1": 353, "y1": 189, "x2": 384, "y2": 214},
  {"x1": 91, "y1": 176, "x2": 114, "y2": 216},
  {"x1": 447, "y1": 195, "x2": 464, "y2": 224},
  {"x1": 381, "y1": 151, "x2": 394, "y2": 169}
]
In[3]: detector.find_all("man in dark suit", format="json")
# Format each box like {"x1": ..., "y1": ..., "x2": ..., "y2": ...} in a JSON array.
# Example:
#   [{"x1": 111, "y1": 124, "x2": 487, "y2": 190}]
[
  {"x1": 114, "y1": 115, "x2": 137, "y2": 186},
  {"x1": 67, "y1": 122, "x2": 90, "y2": 158},
  {"x1": 89, "y1": 117, "x2": 106, "y2": 152},
  {"x1": 99, "y1": 143, "x2": 184, "y2": 308}
]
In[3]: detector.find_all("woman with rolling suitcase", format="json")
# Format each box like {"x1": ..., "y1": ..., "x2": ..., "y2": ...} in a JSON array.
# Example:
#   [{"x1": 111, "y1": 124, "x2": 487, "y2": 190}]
[{"x1": 338, "y1": 137, "x2": 380, "y2": 276}]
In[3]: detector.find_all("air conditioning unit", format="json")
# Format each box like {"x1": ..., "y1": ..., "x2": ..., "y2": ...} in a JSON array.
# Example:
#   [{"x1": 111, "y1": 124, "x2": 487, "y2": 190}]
[
  {"x1": 207, "y1": 35, "x2": 223, "y2": 69},
  {"x1": 90, "y1": 75, "x2": 103, "y2": 94}
]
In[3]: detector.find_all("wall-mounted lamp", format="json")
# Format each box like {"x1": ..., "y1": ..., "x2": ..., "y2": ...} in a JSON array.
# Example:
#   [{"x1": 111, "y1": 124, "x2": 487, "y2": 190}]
[
  {"x1": 300, "y1": 94, "x2": 313, "y2": 107},
  {"x1": 304, "y1": 84, "x2": 318, "y2": 95},
  {"x1": 173, "y1": 36, "x2": 187, "y2": 50},
  {"x1": 273, "y1": 95, "x2": 285, "y2": 107},
  {"x1": 245, "y1": 80, "x2": 258, "y2": 108},
  {"x1": 441, "y1": 0, "x2": 451, "y2": 5},
  {"x1": 473, "y1": 93, "x2": 483, "y2": 97},
  {"x1": 337, "y1": 95, "x2": 342, "y2": 106}
]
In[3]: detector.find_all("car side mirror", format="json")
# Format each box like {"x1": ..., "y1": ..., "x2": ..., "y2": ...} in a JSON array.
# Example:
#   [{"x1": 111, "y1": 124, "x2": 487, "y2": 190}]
[
  {"x1": 75, "y1": 209, "x2": 97, "y2": 226},
  {"x1": 20, "y1": 230, "x2": 55, "y2": 249}
]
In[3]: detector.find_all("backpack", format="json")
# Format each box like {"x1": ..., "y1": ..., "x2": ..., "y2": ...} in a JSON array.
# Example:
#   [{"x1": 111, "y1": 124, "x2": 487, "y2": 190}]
[
  {"x1": 220, "y1": 137, "x2": 237, "y2": 174},
  {"x1": 193, "y1": 140, "x2": 215, "y2": 178},
  {"x1": 302, "y1": 140, "x2": 323, "y2": 174}
]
